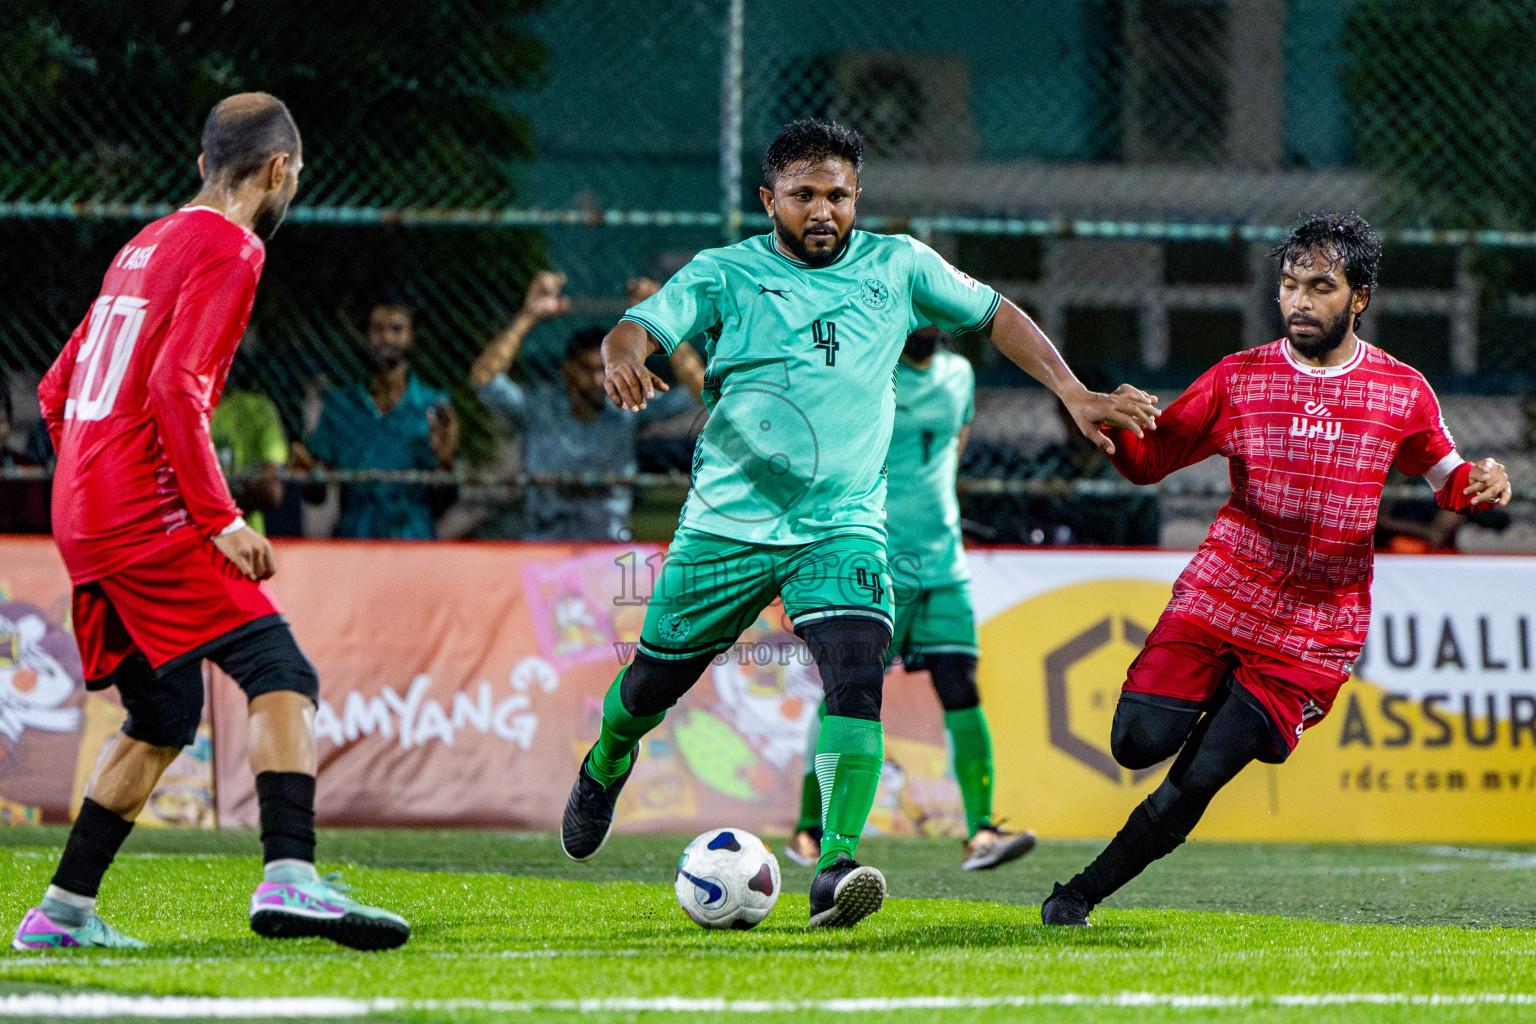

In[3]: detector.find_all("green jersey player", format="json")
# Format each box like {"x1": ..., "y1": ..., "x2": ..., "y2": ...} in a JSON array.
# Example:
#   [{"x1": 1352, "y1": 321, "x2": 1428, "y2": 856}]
[
  {"x1": 560, "y1": 120, "x2": 1158, "y2": 928},
  {"x1": 785, "y1": 328, "x2": 1035, "y2": 872}
]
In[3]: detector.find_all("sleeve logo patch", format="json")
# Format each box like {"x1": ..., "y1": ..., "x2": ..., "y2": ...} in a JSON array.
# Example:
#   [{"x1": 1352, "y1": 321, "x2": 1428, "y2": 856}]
[
  {"x1": 944, "y1": 262, "x2": 980, "y2": 291},
  {"x1": 859, "y1": 278, "x2": 891, "y2": 310}
]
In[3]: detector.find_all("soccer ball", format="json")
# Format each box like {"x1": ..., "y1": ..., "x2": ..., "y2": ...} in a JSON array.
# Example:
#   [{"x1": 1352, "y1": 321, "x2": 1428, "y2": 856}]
[{"x1": 674, "y1": 827, "x2": 781, "y2": 929}]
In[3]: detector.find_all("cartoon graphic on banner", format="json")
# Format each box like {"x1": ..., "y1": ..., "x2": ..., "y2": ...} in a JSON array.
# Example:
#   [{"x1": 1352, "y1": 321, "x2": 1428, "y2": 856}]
[
  {"x1": 1, "y1": 540, "x2": 214, "y2": 826},
  {"x1": 522, "y1": 549, "x2": 651, "y2": 671},
  {"x1": 0, "y1": 602, "x2": 82, "y2": 743}
]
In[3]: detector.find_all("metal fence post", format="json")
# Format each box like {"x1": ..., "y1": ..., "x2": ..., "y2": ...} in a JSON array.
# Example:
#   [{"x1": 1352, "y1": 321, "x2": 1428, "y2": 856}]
[{"x1": 719, "y1": 0, "x2": 745, "y2": 245}]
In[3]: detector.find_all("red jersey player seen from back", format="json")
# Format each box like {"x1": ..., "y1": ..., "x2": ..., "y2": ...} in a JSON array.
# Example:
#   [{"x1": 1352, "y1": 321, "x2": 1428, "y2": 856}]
[
  {"x1": 15, "y1": 93, "x2": 409, "y2": 955},
  {"x1": 43, "y1": 206, "x2": 266, "y2": 583},
  {"x1": 1041, "y1": 213, "x2": 1512, "y2": 928}
]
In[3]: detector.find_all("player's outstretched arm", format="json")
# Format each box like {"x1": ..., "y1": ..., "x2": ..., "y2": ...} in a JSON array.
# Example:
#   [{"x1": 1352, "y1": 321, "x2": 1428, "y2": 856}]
[
  {"x1": 984, "y1": 299, "x2": 1158, "y2": 456},
  {"x1": 601, "y1": 320, "x2": 670, "y2": 413}
]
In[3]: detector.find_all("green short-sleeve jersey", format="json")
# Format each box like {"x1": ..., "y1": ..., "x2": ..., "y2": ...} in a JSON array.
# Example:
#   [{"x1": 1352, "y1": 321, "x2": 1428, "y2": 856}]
[
  {"x1": 622, "y1": 230, "x2": 999, "y2": 545},
  {"x1": 886, "y1": 350, "x2": 975, "y2": 588}
]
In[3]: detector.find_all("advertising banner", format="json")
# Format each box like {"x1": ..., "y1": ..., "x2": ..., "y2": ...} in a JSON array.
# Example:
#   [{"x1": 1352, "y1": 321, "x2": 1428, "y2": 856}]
[
  {"x1": 209, "y1": 542, "x2": 966, "y2": 837},
  {"x1": 975, "y1": 550, "x2": 1536, "y2": 841},
  {"x1": 5, "y1": 537, "x2": 1534, "y2": 840}
]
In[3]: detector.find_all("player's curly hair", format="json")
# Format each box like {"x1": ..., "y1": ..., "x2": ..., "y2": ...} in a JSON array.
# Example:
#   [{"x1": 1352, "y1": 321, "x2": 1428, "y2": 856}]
[
  {"x1": 1270, "y1": 213, "x2": 1382, "y2": 329},
  {"x1": 761, "y1": 119, "x2": 864, "y2": 189}
]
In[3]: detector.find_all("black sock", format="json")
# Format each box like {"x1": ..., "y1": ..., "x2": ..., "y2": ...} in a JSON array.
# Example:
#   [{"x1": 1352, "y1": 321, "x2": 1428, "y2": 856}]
[
  {"x1": 255, "y1": 771, "x2": 316, "y2": 864},
  {"x1": 51, "y1": 798, "x2": 136, "y2": 899},
  {"x1": 1067, "y1": 802, "x2": 1185, "y2": 906}
]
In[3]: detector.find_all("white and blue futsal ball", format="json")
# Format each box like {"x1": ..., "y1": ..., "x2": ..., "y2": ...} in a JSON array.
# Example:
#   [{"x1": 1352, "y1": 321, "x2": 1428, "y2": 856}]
[{"x1": 674, "y1": 827, "x2": 781, "y2": 929}]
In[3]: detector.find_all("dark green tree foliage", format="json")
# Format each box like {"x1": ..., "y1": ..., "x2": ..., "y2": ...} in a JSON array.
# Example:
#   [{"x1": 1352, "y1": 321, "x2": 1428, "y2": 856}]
[
  {"x1": 1342, "y1": 0, "x2": 1536, "y2": 231},
  {"x1": 0, "y1": 1, "x2": 549, "y2": 459}
]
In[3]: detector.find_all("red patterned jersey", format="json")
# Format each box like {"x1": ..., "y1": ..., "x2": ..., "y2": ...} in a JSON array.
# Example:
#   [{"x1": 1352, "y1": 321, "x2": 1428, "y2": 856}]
[
  {"x1": 39, "y1": 207, "x2": 265, "y2": 584},
  {"x1": 1107, "y1": 339, "x2": 1467, "y2": 677}
]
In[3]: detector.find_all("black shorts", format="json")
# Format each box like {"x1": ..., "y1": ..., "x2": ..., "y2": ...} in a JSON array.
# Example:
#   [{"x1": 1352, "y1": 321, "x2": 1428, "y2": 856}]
[{"x1": 108, "y1": 621, "x2": 320, "y2": 749}]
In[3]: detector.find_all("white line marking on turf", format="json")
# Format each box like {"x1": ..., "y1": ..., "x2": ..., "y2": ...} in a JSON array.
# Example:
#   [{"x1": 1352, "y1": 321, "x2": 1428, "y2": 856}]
[{"x1": 5, "y1": 993, "x2": 1536, "y2": 1016}]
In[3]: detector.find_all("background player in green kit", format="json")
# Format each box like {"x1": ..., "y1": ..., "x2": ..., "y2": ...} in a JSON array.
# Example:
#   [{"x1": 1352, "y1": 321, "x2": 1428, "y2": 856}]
[
  {"x1": 785, "y1": 327, "x2": 1036, "y2": 873},
  {"x1": 561, "y1": 120, "x2": 1158, "y2": 928}
]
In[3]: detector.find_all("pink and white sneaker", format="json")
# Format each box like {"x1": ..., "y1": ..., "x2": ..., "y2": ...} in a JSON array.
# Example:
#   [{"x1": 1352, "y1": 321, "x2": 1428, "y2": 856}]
[
  {"x1": 250, "y1": 873, "x2": 409, "y2": 951},
  {"x1": 12, "y1": 906, "x2": 145, "y2": 950}
]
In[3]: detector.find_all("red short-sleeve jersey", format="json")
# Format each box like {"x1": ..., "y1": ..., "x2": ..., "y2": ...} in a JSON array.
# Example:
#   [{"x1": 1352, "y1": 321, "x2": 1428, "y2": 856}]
[
  {"x1": 39, "y1": 207, "x2": 265, "y2": 584},
  {"x1": 1106, "y1": 339, "x2": 1462, "y2": 677}
]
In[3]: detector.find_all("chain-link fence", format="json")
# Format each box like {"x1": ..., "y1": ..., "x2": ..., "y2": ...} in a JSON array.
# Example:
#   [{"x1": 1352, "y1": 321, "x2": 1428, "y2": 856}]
[{"x1": 2, "y1": 0, "x2": 1533, "y2": 548}]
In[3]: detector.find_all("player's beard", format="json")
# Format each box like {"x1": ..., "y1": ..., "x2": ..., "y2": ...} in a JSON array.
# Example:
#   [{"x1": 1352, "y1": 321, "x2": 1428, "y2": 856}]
[
  {"x1": 1286, "y1": 303, "x2": 1352, "y2": 361},
  {"x1": 253, "y1": 193, "x2": 293, "y2": 240},
  {"x1": 775, "y1": 217, "x2": 850, "y2": 268}
]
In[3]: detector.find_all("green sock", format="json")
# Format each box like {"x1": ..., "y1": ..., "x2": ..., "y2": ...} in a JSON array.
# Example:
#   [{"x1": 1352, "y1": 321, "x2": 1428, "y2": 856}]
[
  {"x1": 795, "y1": 701, "x2": 827, "y2": 833},
  {"x1": 944, "y1": 706, "x2": 994, "y2": 836},
  {"x1": 588, "y1": 669, "x2": 664, "y2": 786},
  {"x1": 813, "y1": 715, "x2": 883, "y2": 871}
]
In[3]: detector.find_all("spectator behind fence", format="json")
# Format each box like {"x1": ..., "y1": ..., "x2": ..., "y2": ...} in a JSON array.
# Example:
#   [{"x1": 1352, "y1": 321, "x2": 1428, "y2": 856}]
[
  {"x1": 292, "y1": 300, "x2": 460, "y2": 539},
  {"x1": 210, "y1": 354, "x2": 287, "y2": 535},
  {"x1": 0, "y1": 384, "x2": 52, "y2": 533},
  {"x1": 1021, "y1": 367, "x2": 1160, "y2": 546},
  {"x1": 470, "y1": 272, "x2": 704, "y2": 541}
]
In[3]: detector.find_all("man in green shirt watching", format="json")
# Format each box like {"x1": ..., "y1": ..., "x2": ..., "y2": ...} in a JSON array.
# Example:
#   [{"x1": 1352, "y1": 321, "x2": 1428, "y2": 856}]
[
  {"x1": 210, "y1": 362, "x2": 288, "y2": 536},
  {"x1": 560, "y1": 120, "x2": 1157, "y2": 928},
  {"x1": 784, "y1": 328, "x2": 1036, "y2": 873}
]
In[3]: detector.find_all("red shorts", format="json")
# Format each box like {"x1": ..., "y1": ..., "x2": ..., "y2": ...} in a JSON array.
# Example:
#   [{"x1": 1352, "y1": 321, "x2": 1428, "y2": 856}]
[
  {"x1": 1123, "y1": 614, "x2": 1346, "y2": 760},
  {"x1": 72, "y1": 528, "x2": 281, "y2": 683}
]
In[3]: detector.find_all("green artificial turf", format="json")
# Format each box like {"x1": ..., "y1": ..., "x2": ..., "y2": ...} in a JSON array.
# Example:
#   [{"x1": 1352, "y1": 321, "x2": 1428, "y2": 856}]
[{"x1": 1, "y1": 829, "x2": 1534, "y2": 1022}]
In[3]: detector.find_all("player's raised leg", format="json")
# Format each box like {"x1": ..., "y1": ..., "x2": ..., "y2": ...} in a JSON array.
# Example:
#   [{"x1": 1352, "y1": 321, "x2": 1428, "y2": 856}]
[
  {"x1": 1042, "y1": 683, "x2": 1269, "y2": 925},
  {"x1": 562, "y1": 529, "x2": 771, "y2": 861}
]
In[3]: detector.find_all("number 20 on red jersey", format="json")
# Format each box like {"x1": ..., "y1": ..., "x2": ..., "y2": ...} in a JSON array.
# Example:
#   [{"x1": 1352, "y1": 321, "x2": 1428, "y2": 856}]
[{"x1": 66, "y1": 294, "x2": 149, "y2": 422}]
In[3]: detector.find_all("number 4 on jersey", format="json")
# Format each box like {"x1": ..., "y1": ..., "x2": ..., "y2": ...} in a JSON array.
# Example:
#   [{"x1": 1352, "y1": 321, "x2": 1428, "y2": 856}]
[
  {"x1": 812, "y1": 319, "x2": 839, "y2": 366},
  {"x1": 67, "y1": 295, "x2": 149, "y2": 422}
]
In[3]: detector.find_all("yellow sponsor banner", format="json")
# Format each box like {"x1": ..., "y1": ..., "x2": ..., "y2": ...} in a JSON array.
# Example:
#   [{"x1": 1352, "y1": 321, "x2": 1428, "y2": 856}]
[{"x1": 974, "y1": 551, "x2": 1536, "y2": 841}]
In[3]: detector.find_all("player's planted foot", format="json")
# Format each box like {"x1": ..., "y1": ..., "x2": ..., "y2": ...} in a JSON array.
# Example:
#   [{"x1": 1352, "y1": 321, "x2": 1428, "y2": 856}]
[
  {"x1": 561, "y1": 744, "x2": 637, "y2": 862},
  {"x1": 1040, "y1": 882, "x2": 1091, "y2": 926},
  {"x1": 808, "y1": 853, "x2": 886, "y2": 928},
  {"x1": 961, "y1": 825, "x2": 1037, "y2": 872},
  {"x1": 250, "y1": 865, "x2": 409, "y2": 951},
  {"x1": 12, "y1": 907, "x2": 146, "y2": 950},
  {"x1": 784, "y1": 827, "x2": 822, "y2": 868}
]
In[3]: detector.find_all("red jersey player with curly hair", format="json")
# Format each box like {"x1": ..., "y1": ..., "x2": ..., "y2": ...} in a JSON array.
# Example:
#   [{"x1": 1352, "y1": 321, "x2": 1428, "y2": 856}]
[{"x1": 1042, "y1": 213, "x2": 1513, "y2": 926}]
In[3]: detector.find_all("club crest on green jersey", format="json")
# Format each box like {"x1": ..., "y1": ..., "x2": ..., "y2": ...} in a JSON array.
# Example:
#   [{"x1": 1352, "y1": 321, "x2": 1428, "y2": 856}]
[
  {"x1": 657, "y1": 613, "x2": 692, "y2": 643},
  {"x1": 859, "y1": 278, "x2": 890, "y2": 310}
]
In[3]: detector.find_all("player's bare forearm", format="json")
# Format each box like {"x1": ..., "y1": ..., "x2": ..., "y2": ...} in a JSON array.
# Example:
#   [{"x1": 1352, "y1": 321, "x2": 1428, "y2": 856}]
[
  {"x1": 602, "y1": 320, "x2": 668, "y2": 412},
  {"x1": 985, "y1": 299, "x2": 1158, "y2": 455}
]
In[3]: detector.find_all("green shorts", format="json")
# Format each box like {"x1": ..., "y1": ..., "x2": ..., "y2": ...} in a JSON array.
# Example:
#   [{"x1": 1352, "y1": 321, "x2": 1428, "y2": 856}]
[
  {"x1": 889, "y1": 579, "x2": 980, "y2": 669},
  {"x1": 639, "y1": 527, "x2": 893, "y2": 661}
]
